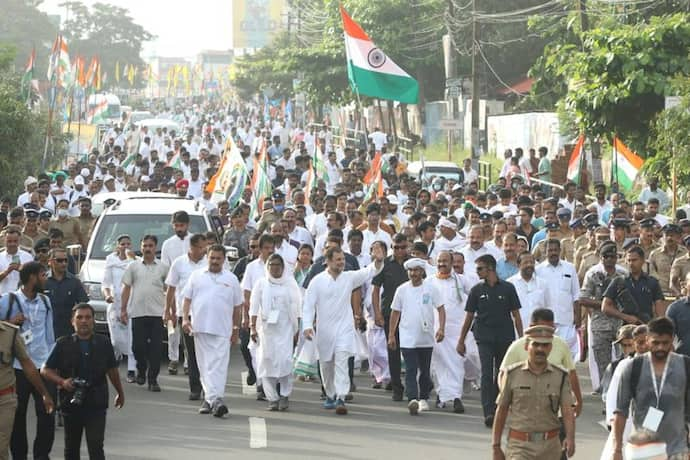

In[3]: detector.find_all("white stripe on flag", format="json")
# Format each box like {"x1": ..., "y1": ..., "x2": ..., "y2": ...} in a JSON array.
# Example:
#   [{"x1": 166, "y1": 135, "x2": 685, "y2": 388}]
[{"x1": 345, "y1": 35, "x2": 409, "y2": 77}]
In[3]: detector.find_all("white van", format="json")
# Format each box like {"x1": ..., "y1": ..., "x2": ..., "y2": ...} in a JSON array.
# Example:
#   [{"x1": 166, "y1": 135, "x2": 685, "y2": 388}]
[
  {"x1": 87, "y1": 93, "x2": 122, "y2": 124},
  {"x1": 79, "y1": 194, "x2": 223, "y2": 332}
]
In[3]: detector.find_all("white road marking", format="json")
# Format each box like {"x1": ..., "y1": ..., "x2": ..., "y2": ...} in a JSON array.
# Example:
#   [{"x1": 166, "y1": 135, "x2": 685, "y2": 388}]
[
  {"x1": 241, "y1": 371, "x2": 255, "y2": 395},
  {"x1": 249, "y1": 417, "x2": 267, "y2": 449}
]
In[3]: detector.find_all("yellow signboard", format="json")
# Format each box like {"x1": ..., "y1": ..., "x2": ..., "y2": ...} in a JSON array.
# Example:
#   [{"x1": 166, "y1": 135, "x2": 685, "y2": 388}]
[{"x1": 231, "y1": 0, "x2": 285, "y2": 49}]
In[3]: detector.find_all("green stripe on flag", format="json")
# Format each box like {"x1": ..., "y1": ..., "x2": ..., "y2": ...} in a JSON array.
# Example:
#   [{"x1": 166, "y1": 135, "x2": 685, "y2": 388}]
[{"x1": 349, "y1": 63, "x2": 419, "y2": 104}]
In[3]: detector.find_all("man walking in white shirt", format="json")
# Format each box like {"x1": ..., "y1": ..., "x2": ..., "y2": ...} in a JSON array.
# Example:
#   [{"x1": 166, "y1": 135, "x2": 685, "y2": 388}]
[
  {"x1": 508, "y1": 252, "x2": 547, "y2": 331},
  {"x1": 536, "y1": 239, "x2": 581, "y2": 360},
  {"x1": 181, "y1": 245, "x2": 243, "y2": 418},
  {"x1": 303, "y1": 243, "x2": 385, "y2": 415}
]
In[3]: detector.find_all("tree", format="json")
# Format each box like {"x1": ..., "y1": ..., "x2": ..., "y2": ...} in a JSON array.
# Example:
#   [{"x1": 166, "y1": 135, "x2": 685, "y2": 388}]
[
  {"x1": 646, "y1": 76, "x2": 690, "y2": 189},
  {"x1": 0, "y1": 0, "x2": 58, "y2": 76},
  {"x1": 531, "y1": 14, "x2": 690, "y2": 153},
  {"x1": 0, "y1": 45, "x2": 68, "y2": 198},
  {"x1": 59, "y1": 1, "x2": 154, "y2": 89}
]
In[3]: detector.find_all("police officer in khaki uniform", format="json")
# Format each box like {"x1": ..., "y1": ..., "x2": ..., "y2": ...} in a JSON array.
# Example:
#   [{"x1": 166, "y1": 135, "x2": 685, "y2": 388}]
[
  {"x1": 560, "y1": 219, "x2": 584, "y2": 263},
  {"x1": 637, "y1": 218, "x2": 661, "y2": 258},
  {"x1": 532, "y1": 223, "x2": 561, "y2": 264},
  {"x1": 649, "y1": 224, "x2": 687, "y2": 299},
  {"x1": 492, "y1": 325, "x2": 575, "y2": 460},
  {"x1": 0, "y1": 321, "x2": 54, "y2": 459},
  {"x1": 670, "y1": 234, "x2": 690, "y2": 298}
]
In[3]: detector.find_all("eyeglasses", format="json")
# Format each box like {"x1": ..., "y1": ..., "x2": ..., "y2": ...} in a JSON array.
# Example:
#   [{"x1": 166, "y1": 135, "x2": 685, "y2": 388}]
[{"x1": 53, "y1": 258, "x2": 68, "y2": 263}]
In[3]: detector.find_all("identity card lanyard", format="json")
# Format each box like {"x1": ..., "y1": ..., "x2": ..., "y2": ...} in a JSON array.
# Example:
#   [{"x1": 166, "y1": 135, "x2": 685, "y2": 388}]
[{"x1": 649, "y1": 356, "x2": 670, "y2": 408}]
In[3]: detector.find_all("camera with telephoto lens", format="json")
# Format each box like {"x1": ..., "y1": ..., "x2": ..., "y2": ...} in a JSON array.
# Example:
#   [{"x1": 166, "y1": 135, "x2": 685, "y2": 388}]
[{"x1": 69, "y1": 378, "x2": 90, "y2": 406}]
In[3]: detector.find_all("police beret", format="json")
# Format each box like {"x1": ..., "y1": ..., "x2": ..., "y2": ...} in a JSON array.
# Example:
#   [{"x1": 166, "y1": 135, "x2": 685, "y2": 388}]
[{"x1": 662, "y1": 223, "x2": 682, "y2": 234}]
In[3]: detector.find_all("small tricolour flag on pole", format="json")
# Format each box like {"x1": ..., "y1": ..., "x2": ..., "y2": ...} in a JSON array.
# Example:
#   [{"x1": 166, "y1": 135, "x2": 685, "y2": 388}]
[
  {"x1": 567, "y1": 134, "x2": 585, "y2": 184},
  {"x1": 21, "y1": 48, "x2": 35, "y2": 104},
  {"x1": 340, "y1": 5, "x2": 419, "y2": 104},
  {"x1": 612, "y1": 136, "x2": 644, "y2": 191}
]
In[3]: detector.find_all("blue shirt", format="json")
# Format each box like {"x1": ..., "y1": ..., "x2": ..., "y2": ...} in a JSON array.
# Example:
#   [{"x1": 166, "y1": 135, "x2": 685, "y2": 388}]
[
  {"x1": 0, "y1": 290, "x2": 55, "y2": 369},
  {"x1": 496, "y1": 258, "x2": 519, "y2": 280},
  {"x1": 531, "y1": 228, "x2": 547, "y2": 249}
]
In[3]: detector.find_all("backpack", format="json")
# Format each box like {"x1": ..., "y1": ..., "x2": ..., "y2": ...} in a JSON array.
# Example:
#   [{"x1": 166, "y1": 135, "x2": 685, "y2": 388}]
[
  {"x1": 3, "y1": 292, "x2": 51, "y2": 323},
  {"x1": 629, "y1": 354, "x2": 690, "y2": 420}
]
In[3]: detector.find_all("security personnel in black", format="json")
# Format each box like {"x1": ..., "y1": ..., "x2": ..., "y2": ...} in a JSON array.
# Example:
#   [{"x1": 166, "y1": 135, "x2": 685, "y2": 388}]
[
  {"x1": 44, "y1": 248, "x2": 89, "y2": 339},
  {"x1": 41, "y1": 304, "x2": 124, "y2": 460},
  {"x1": 457, "y1": 254, "x2": 524, "y2": 428}
]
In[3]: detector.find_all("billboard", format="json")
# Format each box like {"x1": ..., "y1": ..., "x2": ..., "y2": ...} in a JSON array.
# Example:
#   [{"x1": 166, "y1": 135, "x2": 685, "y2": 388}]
[{"x1": 231, "y1": 0, "x2": 285, "y2": 49}]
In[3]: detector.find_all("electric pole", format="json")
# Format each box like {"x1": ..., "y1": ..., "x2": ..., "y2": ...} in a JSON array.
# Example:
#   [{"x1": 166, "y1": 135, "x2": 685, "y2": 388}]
[{"x1": 470, "y1": 0, "x2": 480, "y2": 167}]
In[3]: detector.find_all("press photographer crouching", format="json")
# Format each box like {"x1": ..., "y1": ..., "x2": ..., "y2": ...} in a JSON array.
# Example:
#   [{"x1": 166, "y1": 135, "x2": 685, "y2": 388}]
[{"x1": 41, "y1": 303, "x2": 124, "y2": 460}]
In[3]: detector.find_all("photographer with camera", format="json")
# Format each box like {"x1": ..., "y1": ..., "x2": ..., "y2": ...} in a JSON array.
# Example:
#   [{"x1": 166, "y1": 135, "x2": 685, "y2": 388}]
[{"x1": 41, "y1": 303, "x2": 124, "y2": 460}]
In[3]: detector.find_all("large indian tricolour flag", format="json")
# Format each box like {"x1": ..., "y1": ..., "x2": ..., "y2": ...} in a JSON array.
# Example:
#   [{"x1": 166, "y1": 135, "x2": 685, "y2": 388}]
[
  {"x1": 612, "y1": 136, "x2": 644, "y2": 191},
  {"x1": 340, "y1": 5, "x2": 419, "y2": 104}
]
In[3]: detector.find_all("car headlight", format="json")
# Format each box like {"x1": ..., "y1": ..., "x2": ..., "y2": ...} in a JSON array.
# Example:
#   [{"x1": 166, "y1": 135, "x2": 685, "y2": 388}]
[{"x1": 84, "y1": 282, "x2": 105, "y2": 301}]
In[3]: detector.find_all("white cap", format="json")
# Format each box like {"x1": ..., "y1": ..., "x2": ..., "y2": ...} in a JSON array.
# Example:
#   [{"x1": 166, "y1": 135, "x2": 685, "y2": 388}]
[
  {"x1": 403, "y1": 258, "x2": 427, "y2": 270},
  {"x1": 452, "y1": 183, "x2": 463, "y2": 192},
  {"x1": 24, "y1": 176, "x2": 38, "y2": 187},
  {"x1": 93, "y1": 173, "x2": 103, "y2": 181},
  {"x1": 74, "y1": 176, "x2": 85, "y2": 185},
  {"x1": 80, "y1": 168, "x2": 91, "y2": 177},
  {"x1": 386, "y1": 194, "x2": 399, "y2": 206},
  {"x1": 438, "y1": 217, "x2": 456, "y2": 230}
]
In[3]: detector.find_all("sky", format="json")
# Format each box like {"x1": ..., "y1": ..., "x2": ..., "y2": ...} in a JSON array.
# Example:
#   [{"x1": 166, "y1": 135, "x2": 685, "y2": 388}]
[{"x1": 39, "y1": 0, "x2": 233, "y2": 59}]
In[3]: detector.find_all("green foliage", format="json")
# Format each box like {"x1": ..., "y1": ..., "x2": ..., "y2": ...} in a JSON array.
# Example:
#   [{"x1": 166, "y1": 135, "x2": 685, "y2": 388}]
[
  {"x1": 0, "y1": 65, "x2": 69, "y2": 198},
  {"x1": 646, "y1": 76, "x2": 690, "y2": 188},
  {"x1": 60, "y1": 1, "x2": 154, "y2": 89},
  {"x1": 532, "y1": 14, "x2": 690, "y2": 153}
]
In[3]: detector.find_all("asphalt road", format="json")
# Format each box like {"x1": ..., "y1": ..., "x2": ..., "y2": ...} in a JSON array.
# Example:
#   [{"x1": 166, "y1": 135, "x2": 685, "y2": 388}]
[{"x1": 27, "y1": 347, "x2": 609, "y2": 460}]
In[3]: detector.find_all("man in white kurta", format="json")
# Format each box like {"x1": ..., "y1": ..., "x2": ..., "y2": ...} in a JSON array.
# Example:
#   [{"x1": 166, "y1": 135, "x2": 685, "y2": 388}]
[
  {"x1": 249, "y1": 254, "x2": 302, "y2": 411},
  {"x1": 430, "y1": 252, "x2": 473, "y2": 413},
  {"x1": 303, "y1": 244, "x2": 385, "y2": 414},
  {"x1": 182, "y1": 246, "x2": 243, "y2": 418},
  {"x1": 535, "y1": 239, "x2": 581, "y2": 360}
]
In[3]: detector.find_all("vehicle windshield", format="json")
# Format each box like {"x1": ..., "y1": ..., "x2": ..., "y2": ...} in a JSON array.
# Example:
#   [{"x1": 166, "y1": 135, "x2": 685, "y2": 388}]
[
  {"x1": 423, "y1": 168, "x2": 462, "y2": 183},
  {"x1": 89, "y1": 214, "x2": 207, "y2": 259}
]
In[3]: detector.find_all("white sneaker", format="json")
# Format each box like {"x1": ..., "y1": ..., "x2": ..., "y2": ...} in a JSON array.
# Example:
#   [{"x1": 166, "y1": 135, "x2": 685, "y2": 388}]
[
  {"x1": 471, "y1": 380, "x2": 481, "y2": 391},
  {"x1": 419, "y1": 399, "x2": 430, "y2": 412},
  {"x1": 408, "y1": 399, "x2": 419, "y2": 415}
]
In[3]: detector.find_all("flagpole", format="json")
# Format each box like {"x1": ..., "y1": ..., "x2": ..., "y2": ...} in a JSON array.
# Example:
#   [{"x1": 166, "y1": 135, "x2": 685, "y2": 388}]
[
  {"x1": 354, "y1": 87, "x2": 369, "y2": 152},
  {"x1": 43, "y1": 33, "x2": 62, "y2": 170}
]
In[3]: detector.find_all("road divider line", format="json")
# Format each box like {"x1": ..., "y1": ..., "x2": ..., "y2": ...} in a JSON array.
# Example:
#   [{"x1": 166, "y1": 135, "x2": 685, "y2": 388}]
[{"x1": 249, "y1": 417, "x2": 267, "y2": 449}]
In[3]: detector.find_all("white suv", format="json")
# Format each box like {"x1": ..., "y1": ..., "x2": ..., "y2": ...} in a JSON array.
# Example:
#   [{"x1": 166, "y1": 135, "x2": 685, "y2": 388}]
[{"x1": 79, "y1": 194, "x2": 222, "y2": 332}]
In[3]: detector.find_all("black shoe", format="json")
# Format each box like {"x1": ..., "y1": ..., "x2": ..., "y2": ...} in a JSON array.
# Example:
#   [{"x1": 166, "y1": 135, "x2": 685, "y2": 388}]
[
  {"x1": 57, "y1": 413, "x2": 64, "y2": 427},
  {"x1": 372, "y1": 382, "x2": 382, "y2": 389},
  {"x1": 213, "y1": 404, "x2": 229, "y2": 418},
  {"x1": 256, "y1": 390, "x2": 266, "y2": 401},
  {"x1": 183, "y1": 367, "x2": 189, "y2": 375},
  {"x1": 360, "y1": 359, "x2": 369, "y2": 373},
  {"x1": 189, "y1": 392, "x2": 201, "y2": 401},
  {"x1": 453, "y1": 398, "x2": 465, "y2": 414},
  {"x1": 246, "y1": 370, "x2": 257, "y2": 386},
  {"x1": 136, "y1": 374, "x2": 146, "y2": 385},
  {"x1": 345, "y1": 393, "x2": 354, "y2": 402},
  {"x1": 349, "y1": 383, "x2": 357, "y2": 393},
  {"x1": 384, "y1": 382, "x2": 393, "y2": 391},
  {"x1": 484, "y1": 415, "x2": 494, "y2": 428},
  {"x1": 148, "y1": 382, "x2": 161, "y2": 392},
  {"x1": 168, "y1": 360, "x2": 178, "y2": 375}
]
